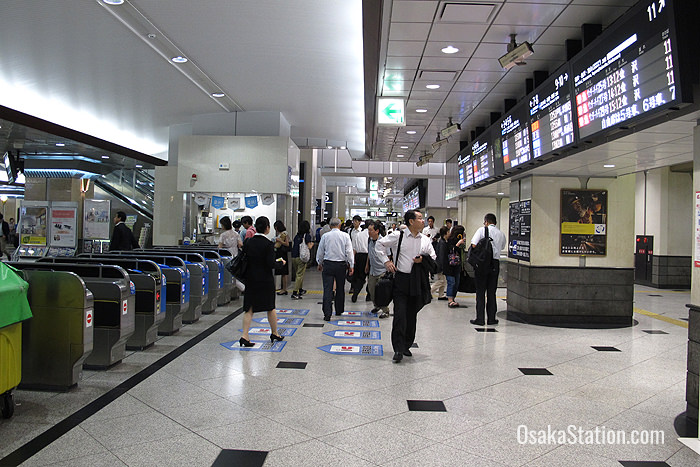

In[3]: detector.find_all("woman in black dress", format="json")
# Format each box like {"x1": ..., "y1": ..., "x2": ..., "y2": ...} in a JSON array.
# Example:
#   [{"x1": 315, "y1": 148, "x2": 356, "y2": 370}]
[{"x1": 240, "y1": 216, "x2": 286, "y2": 347}]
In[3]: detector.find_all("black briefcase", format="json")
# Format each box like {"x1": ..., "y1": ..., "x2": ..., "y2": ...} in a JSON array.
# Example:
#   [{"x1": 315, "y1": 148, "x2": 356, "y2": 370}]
[{"x1": 373, "y1": 273, "x2": 394, "y2": 307}]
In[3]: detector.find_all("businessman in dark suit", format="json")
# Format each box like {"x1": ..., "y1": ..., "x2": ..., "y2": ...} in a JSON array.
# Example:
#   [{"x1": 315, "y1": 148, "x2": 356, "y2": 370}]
[{"x1": 109, "y1": 211, "x2": 139, "y2": 251}]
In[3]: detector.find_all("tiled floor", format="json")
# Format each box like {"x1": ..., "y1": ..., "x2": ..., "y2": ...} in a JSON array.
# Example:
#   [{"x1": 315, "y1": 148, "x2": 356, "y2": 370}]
[{"x1": 0, "y1": 273, "x2": 697, "y2": 466}]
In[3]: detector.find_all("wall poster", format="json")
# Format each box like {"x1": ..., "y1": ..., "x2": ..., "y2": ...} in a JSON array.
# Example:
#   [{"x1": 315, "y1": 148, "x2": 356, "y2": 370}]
[
  {"x1": 508, "y1": 200, "x2": 531, "y2": 261},
  {"x1": 19, "y1": 206, "x2": 48, "y2": 245},
  {"x1": 83, "y1": 199, "x2": 111, "y2": 240},
  {"x1": 560, "y1": 189, "x2": 607, "y2": 256},
  {"x1": 50, "y1": 206, "x2": 77, "y2": 248}
]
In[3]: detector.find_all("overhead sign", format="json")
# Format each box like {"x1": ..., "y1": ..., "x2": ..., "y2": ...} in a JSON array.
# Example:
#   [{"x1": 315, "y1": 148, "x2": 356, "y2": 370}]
[{"x1": 377, "y1": 98, "x2": 406, "y2": 126}]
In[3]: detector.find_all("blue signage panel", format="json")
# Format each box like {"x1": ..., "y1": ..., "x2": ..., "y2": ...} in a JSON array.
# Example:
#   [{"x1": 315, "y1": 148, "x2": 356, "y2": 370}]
[
  {"x1": 238, "y1": 327, "x2": 297, "y2": 337},
  {"x1": 317, "y1": 344, "x2": 383, "y2": 356},
  {"x1": 253, "y1": 317, "x2": 304, "y2": 326},
  {"x1": 341, "y1": 311, "x2": 376, "y2": 317},
  {"x1": 276, "y1": 308, "x2": 310, "y2": 316},
  {"x1": 221, "y1": 340, "x2": 286, "y2": 352},
  {"x1": 323, "y1": 330, "x2": 381, "y2": 339},
  {"x1": 331, "y1": 320, "x2": 380, "y2": 328}
]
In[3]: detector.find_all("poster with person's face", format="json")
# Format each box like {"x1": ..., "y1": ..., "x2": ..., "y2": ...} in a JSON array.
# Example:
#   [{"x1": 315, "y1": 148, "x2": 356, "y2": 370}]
[
  {"x1": 83, "y1": 199, "x2": 111, "y2": 239},
  {"x1": 560, "y1": 189, "x2": 607, "y2": 256}
]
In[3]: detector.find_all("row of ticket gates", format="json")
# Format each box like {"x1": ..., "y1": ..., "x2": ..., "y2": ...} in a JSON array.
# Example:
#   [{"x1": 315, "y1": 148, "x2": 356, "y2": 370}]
[{"x1": 9, "y1": 246, "x2": 238, "y2": 391}]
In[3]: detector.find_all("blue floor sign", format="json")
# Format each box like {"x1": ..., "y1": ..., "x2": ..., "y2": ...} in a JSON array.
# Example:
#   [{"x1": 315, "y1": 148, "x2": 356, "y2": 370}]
[
  {"x1": 238, "y1": 327, "x2": 297, "y2": 337},
  {"x1": 253, "y1": 317, "x2": 304, "y2": 326},
  {"x1": 341, "y1": 311, "x2": 377, "y2": 317},
  {"x1": 221, "y1": 340, "x2": 287, "y2": 352},
  {"x1": 277, "y1": 308, "x2": 310, "y2": 316},
  {"x1": 318, "y1": 344, "x2": 383, "y2": 356},
  {"x1": 323, "y1": 330, "x2": 381, "y2": 339},
  {"x1": 331, "y1": 320, "x2": 380, "y2": 328}
]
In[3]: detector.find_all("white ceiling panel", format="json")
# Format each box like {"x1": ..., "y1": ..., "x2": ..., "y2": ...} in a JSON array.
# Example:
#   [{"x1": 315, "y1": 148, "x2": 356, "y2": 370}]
[
  {"x1": 439, "y1": 2, "x2": 499, "y2": 23},
  {"x1": 389, "y1": 22, "x2": 432, "y2": 41},
  {"x1": 457, "y1": 70, "x2": 506, "y2": 83},
  {"x1": 482, "y1": 24, "x2": 547, "y2": 44},
  {"x1": 452, "y1": 81, "x2": 496, "y2": 93},
  {"x1": 419, "y1": 56, "x2": 469, "y2": 71},
  {"x1": 386, "y1": 56, "x2": 422, "y2": 69},
  {"x1": 408, "y1": 89, "x2": 450, "y2": 99},
  {"x1": 493, "y1": 2, "x2": 567, "y2": 26},
  {"x1": 419, "y1": 70, "x2": 457, "y2": 81},
  {"x1": 429, "y1": 23, "x2": 489, "y2": 42},
  {"x1": 391, "y1": 1, "x2": 438, "y2": 22},
  {"x1": 387, "y1": 40, "x2": 426, "y2": 56},
  {"x1": 465, "y1": 58, "x2": 508, "y2": 73}
]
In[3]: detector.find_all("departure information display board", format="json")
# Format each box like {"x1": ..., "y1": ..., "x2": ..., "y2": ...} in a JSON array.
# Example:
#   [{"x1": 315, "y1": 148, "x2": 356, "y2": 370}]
[
  {"x1": 529, "y1": 68, "x2": 575, "y2": 158},
  {"x1": 499, "y1": 101, "x2": 532, "y2": 170},
  {"x1": 572, "y1": 0, "x2": 681, "y2": 140},
  {"x1": 466, "y1": 130, "x2": 494, "y2": 187}
]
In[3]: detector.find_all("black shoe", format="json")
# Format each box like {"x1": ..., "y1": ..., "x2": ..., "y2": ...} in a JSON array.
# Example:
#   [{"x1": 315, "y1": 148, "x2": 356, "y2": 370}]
[
  {"x1": 351, "y1": 294, "x2": 358, "y2": 303},
  {"x1": 300, "y1": 289, "x2": 307, "y2": 295},
  {"x1": 392, "y1": 352, "x2": 403, "y2": 363},
  {"x1": 270, "y1": 333, "x2": 284, "y2": 343},
  {"x1": 335, "y1": 312, "x2": 342, "y2": 316},
  {"x1": 487, "y1": 319, "x2": 499, "y2": 325},
  {"x1": 323, "y1": 315, "x2": 331, "y2": 321},
  {"x1": 291, "y1": 293, "x2": 302, "y2": 300},
  {"x1": 239, "y1": 337, "x2": 255, "y2": 347},
  {"x1": 365, "y1": 295, "x2": 372, "y2": 301},
  {"x1": 370, "y1": 308, "x2": 379, "y2": 314},
  {"x1": 403, "y1": 349, "x2": 412, "y2": 357},
  {"x1": 437, "y1": 297, "x2": 448, "y2": 301},
  {"x1": 276, "y1": 290, "x2": 288, "y2": 296},
  {"x1": 469, "y1": 319, "x2": 485, "y2": 326}
]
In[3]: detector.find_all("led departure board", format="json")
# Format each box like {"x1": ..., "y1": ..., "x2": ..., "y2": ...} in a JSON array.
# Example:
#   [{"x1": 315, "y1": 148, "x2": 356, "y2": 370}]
[
  {"x1": 468, "y1": 131, "x2": 494, "y2": 186},
  {"x1": 499, "y1": 102, "x2": 532, "y2": 171},
  {"x1": 457, "y1": 151, "x2": 471, "y2": 190},
  {"x1": 572, "y1": 0, "x2": 681, "y2": 140},
  {"x1": 529, "y1": 68, "x2": 575, "y2": 159}
]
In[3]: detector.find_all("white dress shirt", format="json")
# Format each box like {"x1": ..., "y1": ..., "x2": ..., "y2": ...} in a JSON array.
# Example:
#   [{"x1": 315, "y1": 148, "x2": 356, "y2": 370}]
[
  {"x1": 316, "y1": 228, "x2": 354, "y2": 267},
  {"x1": 422, "y1": 225, "x2": 439, "y2": 241},
  {"x1": 470, "y1": 224, "x2": 507, "y2": 259},
  {"x1": 375, "y1": 228, "x2": 436, "y2": 274},
  {"x1": 350, "y1": 227, "x2": 369, "y2": 253}
]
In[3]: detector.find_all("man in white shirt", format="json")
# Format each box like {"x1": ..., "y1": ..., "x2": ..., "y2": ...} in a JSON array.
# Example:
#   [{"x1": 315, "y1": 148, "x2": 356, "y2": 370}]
[
  {"x1": 469, "y1": 213, "x2": 507, "y2": 326},
  {"x1": 316, "y1": 218, "x2": 354, "y2": 321},
  {"x1": 422, "y1": 215, "x2": 439, "y2": 248},
  {"x1": 349, "y1": 215, "x2": 369, "y2": 302},
  {"x1": 376, "y1": 210, "x2": 436, "y2": 363}
]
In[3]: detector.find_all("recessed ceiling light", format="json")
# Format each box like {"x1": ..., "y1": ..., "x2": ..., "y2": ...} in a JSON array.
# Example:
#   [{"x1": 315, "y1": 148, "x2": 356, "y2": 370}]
[
  {"x1": 135, "y1": 164, "x2": 143, "y2": 168},
  {"x1": 400, "y1": 146, "x2": 408, "y2": 149},
  {"x1": 441, "y1": 45, "x2": 459, "y2": 54},
  {"x1": 603, "y1": 164, "x2": 615, "y2": 168},
  {"x1": 171, "y1": 56, "x2": 188, "y2": 63},
  {"x1": 101, "y1": 155, "x2": 110, "y2": 159},
  {"x1": 416, "y1": 109, "x2": 428, "y2": 113},
  {"x1": 498, "y1": 192, "x2": 505, "y2": 195},
  {"x1": 102, "y1": 0, "x2": 124, "y2": 4},
  {"x1": 426, "y1": 84, "x2": 440, "y2": 89},
  {"x1": 406, "y1": 130, "x2": 417, "y2": 134},
  {"x1": 55, "y1": 143, "x2": 65, "y2": 147},
  {"x1": 340, "y1": 146, "x2": 346, "y2": 149},
  {"x1": 397, "y1": 154, "x2": 405, "y2": 158},
  {"x1": 327, "y1": 146, "x2": 333, "y2": 149},
  {"x1": 211, "y1": 92, "x2": 225, "y2": 98}
]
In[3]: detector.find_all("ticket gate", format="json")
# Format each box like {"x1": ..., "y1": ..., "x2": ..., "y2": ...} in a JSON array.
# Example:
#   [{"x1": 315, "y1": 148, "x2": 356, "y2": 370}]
[
  {"x1": 154, "y1": 247, "x2": 230, "y2": 307},
  {"x1": 39, "y1": 257, "x2": 165, "y2": 350},
  {"x1": 14, "y1": 269, "x2": 93, "y2": 390},
  {"x1": 11, "y1": 262, "x2": 135, "y2": 369},
  {"x1": 81, "y1": 253, "x2": 188, "y2": 335}
]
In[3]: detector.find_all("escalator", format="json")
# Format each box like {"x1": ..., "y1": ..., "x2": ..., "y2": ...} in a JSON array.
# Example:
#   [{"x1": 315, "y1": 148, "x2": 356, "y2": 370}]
[{"x1": 94, "y1": 168, "x2": 154, "y2": 222}]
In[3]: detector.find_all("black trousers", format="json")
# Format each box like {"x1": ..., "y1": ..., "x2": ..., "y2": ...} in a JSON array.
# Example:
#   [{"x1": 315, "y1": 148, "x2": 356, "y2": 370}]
[
  {"x1": 322, "y1": 260, "x2": 347, "y2": 318},
  {"x1": 391, "y1": 272, "x2": 420, "y2": 353},
  {"x1": 475, "y1": 260, "x2": 500, "y2": 322},
  {"x1": 351, "y1": 252, "x2": 368, "y2": 295}
]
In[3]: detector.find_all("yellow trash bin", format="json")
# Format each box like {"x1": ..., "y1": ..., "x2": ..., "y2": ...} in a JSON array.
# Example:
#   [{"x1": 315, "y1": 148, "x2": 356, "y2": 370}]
[{"x1": 0, "y1": 322, "x2": 22, "y2": 418}]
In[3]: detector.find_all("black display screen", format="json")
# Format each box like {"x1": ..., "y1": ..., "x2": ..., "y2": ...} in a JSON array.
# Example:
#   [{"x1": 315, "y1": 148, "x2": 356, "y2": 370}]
[
  {"x1": 499, "y1": 101, "x2": 532, "y2": 171},
  {"x1": 528, "y1": 68, "x2": 575, "y2": 159},
  {"x1": 467, "y1": 130, "x2": 494, "y2": 186},
  {"x1": 572, "y1": 0, "x2": 681, "y2": 140}
]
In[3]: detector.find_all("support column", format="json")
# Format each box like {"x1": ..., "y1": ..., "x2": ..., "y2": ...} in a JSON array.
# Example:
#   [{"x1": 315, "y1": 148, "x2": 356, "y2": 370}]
[
  {"x1": 686, "y1": 122, "x2": 700, "y2": 422},
  {"x1": 506, "y1": 174, "x2": 635, "y2": 325}
]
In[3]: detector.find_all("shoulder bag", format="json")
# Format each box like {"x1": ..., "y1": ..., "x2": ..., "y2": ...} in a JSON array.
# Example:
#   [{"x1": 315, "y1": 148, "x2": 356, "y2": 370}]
[{"x1": 373, "y1": 231, "x2": 403, "y2": 308}]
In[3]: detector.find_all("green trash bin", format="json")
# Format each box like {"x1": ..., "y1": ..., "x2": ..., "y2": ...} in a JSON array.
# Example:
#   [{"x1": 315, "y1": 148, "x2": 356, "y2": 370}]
[{"x1": 0, "y1": 263, "x2": 32, "y2": 418}]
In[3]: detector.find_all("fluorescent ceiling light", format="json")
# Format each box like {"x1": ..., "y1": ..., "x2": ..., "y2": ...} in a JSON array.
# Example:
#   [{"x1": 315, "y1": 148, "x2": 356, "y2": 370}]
[
  {"x1": 171, "y1": 56, "x2": 188, "y2": 63},
  {"x1": 498, "y1": 192, "x2": 505, "y2": 195},
  {"x1": 400, "y1": 146, "x2": 408, "y2": 149},
  {"x1": 211, "y1": 92, "x2": 225, "y2": 98},
  {"x1": 416, "y1": 109, "x2": 428, "y2": 113},
  {"x1": 135, "y1": 164, "x2": 143, "y2": 168},
  {"x1": 340, "y1": 146, "x2": 346, "y2": 149},
  {"x1": 397, "y1": 154, "x2": 405, "y2": 158},
  {"x1": 603, "y1": 164, "x2": 615, "y2": 168},
  {"x1": 425, "y1": 84, "x2": 440, "y2": 89},
  {"x1": 406, "y1": 130, "x2": 417, "y2": 135},
  {"x1": 441, "y1": 45, "x2": 459, "y2": 54},
  {"x1": 102, "y1": 0, "x2": 125, "y2": 4},
  {"x1": 55, "y1": 143, "x2": 65, "y2": 147},
  {"x1": 101, "y1": 155, "x2": 110, "y2": 159}
]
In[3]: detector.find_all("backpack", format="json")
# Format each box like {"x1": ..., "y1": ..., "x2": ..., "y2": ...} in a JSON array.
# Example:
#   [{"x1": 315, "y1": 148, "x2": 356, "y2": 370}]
[
  {"x1": 299, "y1": 234, "x2": 311, "y2": 263},
  {"x1": 467, "y1": 226, "x2": 493, "y2": 271}
]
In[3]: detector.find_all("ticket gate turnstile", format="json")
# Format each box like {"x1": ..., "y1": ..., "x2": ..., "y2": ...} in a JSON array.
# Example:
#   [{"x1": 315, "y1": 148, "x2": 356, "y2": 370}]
[
  {"x1": 38, "y1": 257, "x2": 165, "y2": 350},
  {"x1": 14, "y1": 270, "x2": 93, "y2": 390},
  {"x1": 80, "y1": 253, "x2": 189, "y2": 335},
  {"x1": 11, "y1": 262, "x2": 135, "y2": 369}
]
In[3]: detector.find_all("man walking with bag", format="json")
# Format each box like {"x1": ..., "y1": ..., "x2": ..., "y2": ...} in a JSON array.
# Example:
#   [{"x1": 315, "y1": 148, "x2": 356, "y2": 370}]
[
  {"x1": 469, "y1": 213, "x2": 506, "y2": 326},
  {"x1": 376, "y1": 210, "x2": 437, "y2": 363},
  {"x1": 365, "y1": 220, "x2": 390, "y2": 318},
  {"x1": 316, "y1": 218, "x2": 354, "y2": 321}
]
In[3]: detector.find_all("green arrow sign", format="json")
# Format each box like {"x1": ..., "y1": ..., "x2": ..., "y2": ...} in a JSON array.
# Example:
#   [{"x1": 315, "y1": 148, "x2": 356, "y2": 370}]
[{"x1": 377, "y1": 98, "x2": 405, "y2": 126}]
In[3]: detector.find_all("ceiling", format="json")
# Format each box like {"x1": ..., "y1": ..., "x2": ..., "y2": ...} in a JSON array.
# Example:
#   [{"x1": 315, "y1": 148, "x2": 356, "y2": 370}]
[{"x1": 0, "y1": 0, "x2": 697, "y2": 199}]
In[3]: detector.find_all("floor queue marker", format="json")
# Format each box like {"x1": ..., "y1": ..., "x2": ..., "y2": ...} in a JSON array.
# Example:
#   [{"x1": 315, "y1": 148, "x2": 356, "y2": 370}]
[
  {"x1": 330, "y1": 319, "x2": 380, "y2": 327},
  {"x1": 238, "y1": 327, "x2": 296, "y2": 337},
  {"x1": 253, "y1": 317, "x2": 304, "y2": 326},
  {"x1": 221, "y1": 340, "x2": 286, "y2": 352},
  {"x1": 323, "y1": 330, "x2": 381, "y2": 339},
  {"x1": 317, "y1": 344, "x2": 383, "y2": 356}
]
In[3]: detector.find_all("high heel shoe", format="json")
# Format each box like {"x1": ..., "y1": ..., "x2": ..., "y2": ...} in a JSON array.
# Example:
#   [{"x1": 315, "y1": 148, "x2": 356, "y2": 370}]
[
  {"x1": 270, "y1": 333, "x2": 284, "y2": 343},
  {"x1": 239, "y1": 337, "x2": 255, "y2": 347}
]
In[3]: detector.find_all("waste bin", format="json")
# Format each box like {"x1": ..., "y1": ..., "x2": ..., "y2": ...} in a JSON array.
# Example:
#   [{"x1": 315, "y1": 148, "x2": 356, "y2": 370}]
[{"x1": 0, "y1": 263, "x2": 32, "y2": 418}]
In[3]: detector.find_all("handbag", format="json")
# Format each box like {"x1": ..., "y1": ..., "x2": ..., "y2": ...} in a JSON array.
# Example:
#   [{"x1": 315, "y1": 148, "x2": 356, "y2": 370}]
[
  {"x1": 227, "y1": 244, "x2": 249, "y2": 284},
  {"x1": 458, "y1": 269, "x2": 476, "y2": 293},
  {"x1": 372, "y1": 231, "x2": 403, "y2": 308},
  {"x1": 299, "y1": 234, "x2": 311, "y2": 263},
  {"x1": 448, "y1": 246, "x2": 461, "y2": 266}
]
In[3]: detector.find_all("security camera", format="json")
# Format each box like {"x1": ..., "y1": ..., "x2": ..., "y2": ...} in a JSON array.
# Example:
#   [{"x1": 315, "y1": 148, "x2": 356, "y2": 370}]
[
  {"x1": 440, "y1": 118, "x2": 461, "y2": 139},
  {"x1": 498, "y1": 34, "x2": 533, "y2": 70}
]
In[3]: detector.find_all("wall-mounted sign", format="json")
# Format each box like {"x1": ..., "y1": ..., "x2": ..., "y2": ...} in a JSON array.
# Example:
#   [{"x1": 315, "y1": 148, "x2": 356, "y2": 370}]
[
  {"x1": 377, "y1": 98, "x2": 406, "y2": 126},
  {"x1": 560, "y1": 189, "x2": 607, "y2": 256},
  {"x1": 83, "y1": 199, "x2": 111, "y2": 240},
  {"x1": 508, "y1": 200, "x2": 531, "y2": 261}
]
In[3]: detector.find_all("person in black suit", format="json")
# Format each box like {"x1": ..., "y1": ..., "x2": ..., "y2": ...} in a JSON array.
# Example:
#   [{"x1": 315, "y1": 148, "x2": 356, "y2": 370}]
[
  {"x1": 239, "y1": 216, "x2": 286, "y2": 347},
  {"x1": 109, "y1": 211, "x2": 139, "y2": 251}
]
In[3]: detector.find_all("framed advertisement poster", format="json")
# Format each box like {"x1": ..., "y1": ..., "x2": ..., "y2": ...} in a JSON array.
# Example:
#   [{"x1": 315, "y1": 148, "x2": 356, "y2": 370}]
[
  {"x1": 508, "y1": 200, "x2": 531, "y2": 261},
  {"x1": 560, "y1": 189, "x2": 607, "y2": 256},
  {"x1": 83, "y1": 199, "x2": 111, "y2": 240},
  {"x1": 19, "y1": 206, "x2": 48, "y2": 245},
  {"x1": 50, "y1": 206, "x2": 77, "y2": 248}
]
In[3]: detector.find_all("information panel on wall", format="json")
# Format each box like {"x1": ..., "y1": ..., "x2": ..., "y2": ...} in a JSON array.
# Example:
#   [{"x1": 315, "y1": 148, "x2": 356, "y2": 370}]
[
  {"x1": 572, "y1": 0, "x2": 681, "y2": 140},
  {"x1": 529, "y1": 68, "x2": 575, "y2": 159},
  {"x1": 508, "y1": 200, "x2": 531, "y2": 261},
  {"x1": 499, "y1": 101, "x2": 532, "y2": 171}
]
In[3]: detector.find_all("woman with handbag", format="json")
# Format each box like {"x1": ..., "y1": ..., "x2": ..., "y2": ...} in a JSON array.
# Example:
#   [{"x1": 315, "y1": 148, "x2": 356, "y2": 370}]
[
  {"x1": 273, "y1": 220, "x2": 290, "y2": 295},
  {"x1": 239, "y1": 216, "x2": 286, "y2": 347},
  {"x1": 290, "y1": 220, "x2": 314, "y2": 300},
  {"x1": 444, "y1": 225, "x2": 467, "y2": 308}
]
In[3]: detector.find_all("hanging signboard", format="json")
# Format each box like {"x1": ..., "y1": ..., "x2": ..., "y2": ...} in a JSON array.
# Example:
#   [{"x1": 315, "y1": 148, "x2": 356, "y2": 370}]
[
  {"x1": 83, "y1": 199, "x2": 111, "y2": 240},
  {"x1": 560, "y1": 189, "x2": 607, "y2": 256}
]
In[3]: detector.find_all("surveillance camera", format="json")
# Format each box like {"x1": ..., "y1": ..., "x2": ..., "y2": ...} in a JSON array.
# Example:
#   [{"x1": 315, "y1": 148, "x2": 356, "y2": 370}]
[
  {"x1": 431, "y1": 138, "x2": 449, "y2": 151},
  {"x1": 440, "y1": 123, "x2": 461, "y2": 139},
  {"x1": 498, "y1": 40, "x2": 533, "y2": 70}
]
